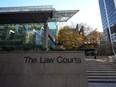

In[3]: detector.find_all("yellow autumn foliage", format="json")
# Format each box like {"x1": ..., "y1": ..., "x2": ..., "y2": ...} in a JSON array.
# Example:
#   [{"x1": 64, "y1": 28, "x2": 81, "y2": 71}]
[
  {"x1": 90, "y1": 31, "x2": 98, "y2": 44},
  {"x1": 57, "y1": 27, "x2": 85, "y2": 49},
  {"x1": 57, "y1": 26, "x2": 98, "y2": 49},
  {"x1": 85, "y1": 31, "x2": 98, "y2": 49}
]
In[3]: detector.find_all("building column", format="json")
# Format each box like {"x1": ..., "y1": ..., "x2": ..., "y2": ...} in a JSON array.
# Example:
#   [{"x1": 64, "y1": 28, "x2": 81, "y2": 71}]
[{"x1": 43, "y1": 23, "x2": 48, "y2": 50}]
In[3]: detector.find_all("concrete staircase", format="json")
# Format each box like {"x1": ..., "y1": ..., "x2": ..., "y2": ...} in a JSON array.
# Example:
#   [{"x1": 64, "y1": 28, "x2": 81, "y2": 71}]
[{"x1": 86, "y1": 58, "x2": 116, "y2": 83}]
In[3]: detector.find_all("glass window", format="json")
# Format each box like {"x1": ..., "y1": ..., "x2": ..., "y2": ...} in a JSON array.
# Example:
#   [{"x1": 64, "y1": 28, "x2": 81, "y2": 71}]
[{"x1": 0, "y1": 23, "x2": 44, "y2": 51}]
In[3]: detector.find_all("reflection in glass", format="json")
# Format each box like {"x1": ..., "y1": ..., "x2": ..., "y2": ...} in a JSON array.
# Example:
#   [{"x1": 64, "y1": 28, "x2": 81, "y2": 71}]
[{"x1": 0, "y1": 23, "x2": 44, "y2": 51}]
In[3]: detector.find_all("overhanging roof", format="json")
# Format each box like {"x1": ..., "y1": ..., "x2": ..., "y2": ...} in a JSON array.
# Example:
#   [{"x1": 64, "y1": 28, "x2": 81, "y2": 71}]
[
  {"x1": 49, "y1": 10, "x2": 79, "y2": 22},
  {"x1": 0, "y1": 6, "x2": 79, "y2": 24}
]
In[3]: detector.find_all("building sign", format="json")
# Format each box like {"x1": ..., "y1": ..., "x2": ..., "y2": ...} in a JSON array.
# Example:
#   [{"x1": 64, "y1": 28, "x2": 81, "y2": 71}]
[
  {"x1": 0, "y1": 51, "x2": 88, "y2": 87},
  {"x1": 24, "y1": 56, "x2": 81, "y2": 64}
]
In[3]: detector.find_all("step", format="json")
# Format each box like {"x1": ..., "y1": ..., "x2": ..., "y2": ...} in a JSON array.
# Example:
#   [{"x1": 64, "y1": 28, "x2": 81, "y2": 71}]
[
  {"x1": 88, "y1": 76, "x2": 116, "y2": 79},
  {"x1": 87, "y1": 64, "x2": 112, "y2": 66},
  {"x1": 86, "y1": 65, "x2": 113, "y2": 67},
  {"x1": 87, "y1": 67, "x2": 113, "y2": 69},
  {"x1": 87, "y1": 66, "x2": 111, "y2": 67},
  {"x1": 87, "y1": 73, "x2": 116, "y2": 76},
  {"x1": 87, "y1": 65, "x2": 113, "y2": 67},
  {"x1": 86, "y1": 71, "x2": 116, "y2": 73},
  {"x1": 86, "y1": 68, "x2": 115, "y2": 70},
  {"x1": 86, "y1": 65, "x2": 112, "y2": 67},
  {"x1": 86, "y1": 69, "x2": 116, "y2": 71},
  {"x1": 88, "y1": 79, "x2": 116, "y2": 83}
]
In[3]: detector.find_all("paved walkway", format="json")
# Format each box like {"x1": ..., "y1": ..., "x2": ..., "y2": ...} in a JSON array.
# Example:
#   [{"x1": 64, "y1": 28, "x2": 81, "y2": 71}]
[{"x1": 88, "y1": 83, "x2": 116, "y2": 87}]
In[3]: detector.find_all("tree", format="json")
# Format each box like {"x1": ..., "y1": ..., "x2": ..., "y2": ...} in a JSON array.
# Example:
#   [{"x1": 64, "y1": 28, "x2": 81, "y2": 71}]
[
  {"x1": 85, "y1": 30, "x2": 98, "y2": 49},
  {"x1": 57, "y1": 24, "x2": 98, "y2": 50},
  {"x1": 57, "y1": 25, "x2": 85, "y2": 49}
]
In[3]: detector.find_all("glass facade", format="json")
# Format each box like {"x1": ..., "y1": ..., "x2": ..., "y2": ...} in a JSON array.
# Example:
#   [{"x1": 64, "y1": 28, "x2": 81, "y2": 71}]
[
  {"x1": 98, "y1": 0, "x2": 116, "y2": 53},
  {"x1": 0, "y1": 6, "x2": 78, "y2": 51},
  {"x1": 0, "y1": 23, "x2": 57, "y2": 51},
  {"x1": 48, "y1": 22, "x2": 58, "y2": 49}
]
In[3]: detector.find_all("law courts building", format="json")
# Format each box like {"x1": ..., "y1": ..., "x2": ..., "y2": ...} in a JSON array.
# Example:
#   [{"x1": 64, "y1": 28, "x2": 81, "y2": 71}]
[{"x1": 0, "y1": 5, "x2": 78, "y2": 51}]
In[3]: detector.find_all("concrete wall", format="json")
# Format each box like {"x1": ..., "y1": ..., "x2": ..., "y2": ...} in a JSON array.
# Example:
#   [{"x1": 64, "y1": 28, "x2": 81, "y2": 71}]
[{"x1": 0, "y1": 51, "x2": 88, "y2": 87}]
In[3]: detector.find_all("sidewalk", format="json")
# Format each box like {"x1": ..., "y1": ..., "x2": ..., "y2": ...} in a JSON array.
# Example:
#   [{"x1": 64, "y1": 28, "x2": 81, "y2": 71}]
[{"x1": 86, "y1": 56, "x2": 115, "y2": 62}]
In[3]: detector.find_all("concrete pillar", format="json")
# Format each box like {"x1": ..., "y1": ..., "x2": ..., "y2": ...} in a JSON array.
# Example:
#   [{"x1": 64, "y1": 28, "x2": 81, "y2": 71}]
[{"x1": 43, "y1": 23, "x2": 48, "y2": 50}]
